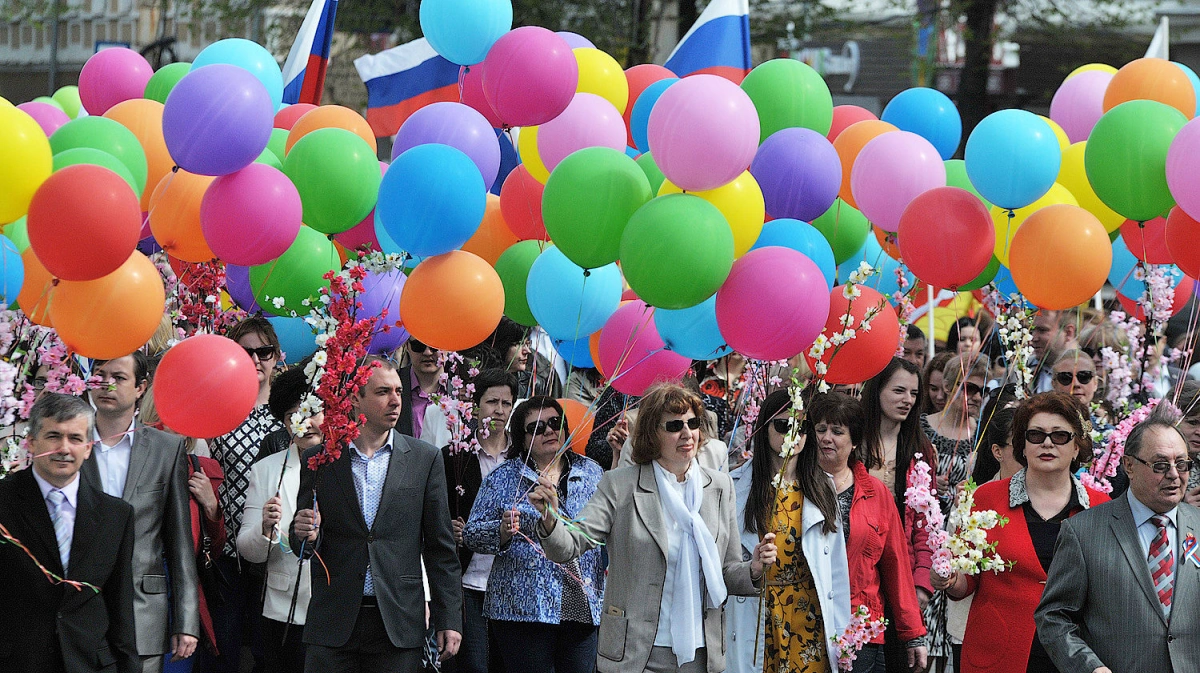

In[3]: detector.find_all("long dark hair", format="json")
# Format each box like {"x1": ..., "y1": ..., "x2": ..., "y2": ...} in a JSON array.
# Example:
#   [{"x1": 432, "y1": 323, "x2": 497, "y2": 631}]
[
  {"x1": 860, "y1": 358, "x2": 935, "y2": 508},
  {"x1": 506, "y1": 397, "x2": 568, "y2": 461},
  {"x1": 745, "y1": 390, "x2": 839, "y2": 536}
]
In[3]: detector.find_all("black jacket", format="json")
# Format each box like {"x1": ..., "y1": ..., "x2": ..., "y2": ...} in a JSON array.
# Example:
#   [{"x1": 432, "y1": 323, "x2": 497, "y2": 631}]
[{"x1": 442, "y1": 447, "x2": 486, "y2": 572}]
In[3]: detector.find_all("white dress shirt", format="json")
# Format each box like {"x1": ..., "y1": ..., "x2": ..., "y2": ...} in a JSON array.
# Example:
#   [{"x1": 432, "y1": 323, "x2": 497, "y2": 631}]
[
  {"x1": 652, "y1": 460, "x2": 705, "y2": 649},
  {"x1": 93, "y1": 418, "x2": 135, "y2": 498},
  {"x1": 32, "y1": 469, "x2": 80, "y2": 538},
  {"x1": 1128, "y1": 490, "x2": 1179, "y2": 562}
]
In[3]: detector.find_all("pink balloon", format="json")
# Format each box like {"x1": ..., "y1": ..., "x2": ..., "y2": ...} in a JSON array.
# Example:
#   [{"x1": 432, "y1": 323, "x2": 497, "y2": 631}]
[
  {"x1": 1166, "y1": 117, "x2": 1200, "y2": 221},
  {"x1": 1049, "y1": 70, "x2": 1113, "y2": 144},
  {"x1": 537, "y1": 93, "x2": 627, "y2": 172},
  {"x1": 598, "y1": 302, "x2": 693, "y2": 396},
  {"x1": 482, "y1": 27, "x2": 578, "y2": 128},
  {"x1": 459, "y1": 65, "x2": 503, "y2": 129},
  {"x1": 78, "y1": 47, "x2": 154, "y2": 115},
  {"x1": 335, "y1": 161, "x2": 388, "y2": 253},
  {"x1": 850, "y1": 131, "x2": 946, "y2": 233},
  {"x1": 715, "y1": 246, "x2": 830, "y2": 360},
  {"x1": 16, "y1": 101, "x2": 70, "y2": 136},
  {"x1": 646, "y1": 74, "x2": 760, "y2": 191},
  {"x1": 200, "y1": 163, "x2": 302, "y2": 266},
  {"x1": 275, "y1": 103, "x2": 319, "y2": 130}
]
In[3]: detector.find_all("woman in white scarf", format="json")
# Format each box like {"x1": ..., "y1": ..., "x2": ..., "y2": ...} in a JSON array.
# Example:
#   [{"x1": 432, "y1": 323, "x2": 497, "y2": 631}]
[{"x1": 532, "y1": 383, "x2": 778, "y2": 673}]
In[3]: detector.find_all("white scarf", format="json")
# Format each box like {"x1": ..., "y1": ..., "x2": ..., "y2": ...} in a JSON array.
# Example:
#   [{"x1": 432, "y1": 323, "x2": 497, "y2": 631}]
[{"x1": 653, "y1": 460, "x2": 727, "y2": 664}]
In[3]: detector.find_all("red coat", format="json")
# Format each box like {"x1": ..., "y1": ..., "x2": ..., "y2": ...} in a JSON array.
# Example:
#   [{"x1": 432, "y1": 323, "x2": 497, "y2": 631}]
[
  {"x1": 187, "y1": 455, "x2": 225, "y2": 654},
  {"x1": 847, "y1": 462, "x2": 928, "y2": 643},
  {"x1": 902, "y1": 452, "x2": 936, "y2": 596}
]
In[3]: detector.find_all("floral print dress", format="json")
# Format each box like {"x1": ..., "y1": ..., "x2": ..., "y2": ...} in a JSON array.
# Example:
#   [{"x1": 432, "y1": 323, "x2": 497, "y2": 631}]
[{"x1": 764, "y1": 482, "x2": 830, "y2": 673}]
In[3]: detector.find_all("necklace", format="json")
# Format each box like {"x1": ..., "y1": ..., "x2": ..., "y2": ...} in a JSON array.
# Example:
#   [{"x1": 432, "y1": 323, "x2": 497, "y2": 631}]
[{"x1": 833, "y1": 468, "x2": 854, "y2": 493}]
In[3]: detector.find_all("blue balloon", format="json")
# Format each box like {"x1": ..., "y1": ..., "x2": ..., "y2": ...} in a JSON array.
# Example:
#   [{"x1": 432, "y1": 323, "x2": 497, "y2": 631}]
[
  {"x1": 1109, "y1": 237, "x2": 1144, "y2": 296},
  {"x1": 750, "y1": 219, "x2": 836, "y2": 289},
  {"x1": 192, "y1": 38, "x2": 284, "y2": 110},
  {"x1": 630, "y1": 78, "x2": 678, "y2": 153},
  {"x1": 419, "y1": 0, "x2": 513, "y2": 66},
  {"x1": 377, "y1": 143, "x2": 487, "y2": 257},
  {"x1": 992, "y1": 264, "x2": 1021, "y2": 298},
  {"x1": 836, "y1": 234, "x2": 913, "y2": 299},
  {"x1": 1175, "y1": 62, "x2": 1200, "y2": 118},
  {"x1": 493, "y1": 129, "x2": 520, "y2": 196},
  {"x1": 525, "y1": 246, "x2": 621, "y2": 340},
  {"x1": 881, "y1": 87, "x2": 962, "y2": 160},
  {"x1": 656, "y1": 296, "x2": 732, "y2": 361},
  {"x1": 964, "y1": 109, "x2": 1061, "y2": 210},
  {"x1": 268, "y1": 316, "x2": 318, "y2": 364},
  {"x1": 625, "y1": 145, "x2": 641, "y2": 159},
  {"x1": 374, "y1": 214, "x2": 427, "y2": 269},
  {"x1": 555, "y1": 337, "x2": 595, "y2": 368},
  {"x1": 0, "y1": 235, "x2": 22, "y2": 305}
]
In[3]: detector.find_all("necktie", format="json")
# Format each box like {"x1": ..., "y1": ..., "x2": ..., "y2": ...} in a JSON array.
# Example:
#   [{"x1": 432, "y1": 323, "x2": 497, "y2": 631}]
[
  {"x1": 47, "y1": 489, "x2": 71, "y2": 576},
  {"x1": 1148, "y1": 514, "x2": 1174, "y2": 615}
]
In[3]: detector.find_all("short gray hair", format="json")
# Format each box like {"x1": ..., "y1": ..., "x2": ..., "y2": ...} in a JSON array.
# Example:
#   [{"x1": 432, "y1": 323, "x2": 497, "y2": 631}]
[
  {"x1": 1126, "y1": 403, "x2": 1187, "y2": 459},
  {"x1": 28, "y1": 393, "x2": 95, "y2": 440}
]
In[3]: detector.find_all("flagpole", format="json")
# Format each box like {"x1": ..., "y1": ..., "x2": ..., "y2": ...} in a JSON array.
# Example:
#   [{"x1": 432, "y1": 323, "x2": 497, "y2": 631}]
[{"x1": 928, "y1": 284, "x2": 936, "y2": 360}]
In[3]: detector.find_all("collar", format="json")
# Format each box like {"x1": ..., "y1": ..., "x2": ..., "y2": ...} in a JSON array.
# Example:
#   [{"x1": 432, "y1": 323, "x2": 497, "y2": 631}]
[
  {"x1": 409, "y1": 368, "x2": 445, "y2": 398},
  {"x1": 1008, "y1": 468, "x2": 1091, "y2": 509},
  {"x1": 32, "y1": 469, "x2": 80, "y2": 508},
  {"x1": 93, "y1": 416, "x2": 136, "y2": 448},
  {"x1": 1128, "y1": 490, "x2": 1179, "y2": 530},
  {"x1": 351, "y1": 431, "x2": 395, "y2": 461},
  {"x1": 652, "y1": 458, "x2": 695, "y2": 489}
]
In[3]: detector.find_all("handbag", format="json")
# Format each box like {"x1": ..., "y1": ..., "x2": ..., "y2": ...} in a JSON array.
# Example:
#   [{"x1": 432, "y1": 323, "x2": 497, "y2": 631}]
[{"x1": 190, "y1": 455, "x2": 229, "y2": 606}]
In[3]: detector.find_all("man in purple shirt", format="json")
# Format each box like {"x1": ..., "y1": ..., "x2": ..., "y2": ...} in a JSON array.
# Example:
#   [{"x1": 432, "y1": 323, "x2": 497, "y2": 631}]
[{"x1": 395, "y1": 338, "x2": 447, "y2": 439}]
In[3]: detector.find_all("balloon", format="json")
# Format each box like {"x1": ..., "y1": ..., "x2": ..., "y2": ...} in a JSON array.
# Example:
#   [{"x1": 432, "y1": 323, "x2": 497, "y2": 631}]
[
  {"x1": 514, "y1": 125, "x2": 550, "y2": 183},
  {"x1": 78, "y1": 47, "x2": 153, "y2": 115},
  {"x1": 460, "y1": 194, "x2": 517, "y2": 265},
  {"x1": 499, "y1": 165, "x2": 548, "y2": 240},
  {"x1": 623, "y1": 64, "x2": 675, "y2": 147},
  {"x1": 1167, "y1": 207, "x2": 1200, "y2": 277},
  {"x1": 827, "y1": 105, "x2": 878, "y2": 142},
  {"x1": 49, "y1": 252, "x2": 166, "y2": 359},
  {"x1": 964, "y1": 109, "x2": 1061, "y2": 210},
  {"x1": 1085, "y1": 100, "x2": 1186, "y2": 221},
  {"x1": 811, "y1": 199, "x2": 871, "y2": 265},
  {"x1": 1057, "y1": 141, "x2": 1123, "y2": 233},
  {"x1": 3, "y1": 218, "x2": 28, "y2": 253},
  {"x1": 16, "y1": 249, "x2": 52, "y2": 324},
  {"x1": 558, "y1": 398, "x2": 595, "y2": 455},
  {"x1": 377, "y1": 143, "x2": 486, "y2": 256},
  {"x1": 659, "y1": 172, "x2": 764, "y2": 259},
  {"x1": 144, "y1": 62, "x2": 191, "y2": 104},
  {"x1": 621, "y1": 194, "x2": 734, "y2": 309},
  {"x1": 740, "y1": 59, "x2": 833, "y2": 141},
  {"x1": 50, "y1": 115, "x2": 148, "y2": 195},
  {"x1": 393, "y1": 102, "x2": 501, "y2": 190},
  {"x1": 656, "y1": 295, "x2": 732, "y2": 361},
  {"x1": 635, "y1": 151, "x2": 666, "y2": 194},
  {"x1": 647, "y1": 74, "x2": 760, "y2": 192},
  {"x1": 154, "y1": 334, "x2": 259, "y2": 438},
  {"x1": 52, "y1": 86, "x2": 83, "y2": 119},
  {"x1": 805, "y1": 286, "x2": 901, "y2": 384},
  {"x1": 526, "y1": 246, "x2": 621, "y2": 339},
  {"x1": 716, "y1": 246, "x2": 830, "y2": 361},
  {"x1": 254, "y1": 148, "x2": 282, "y2": 171},
  {"x1": 400, "y1": 250, "x2": 505, "y2": 350},
  {"x1": 163, "y1": 65, "x2": 274, "y2": 176},
  {"x1": 1108, "y1": 236, "x2": 1147, "y2": 297},
  {"x1": 1120, "y1": 216, "x2": 1172, "y2": 265},
  {"x1": 17, "y1": 101, "x2": 70, "y2": 137},
  {"x1": 103, "y1": 98, "x2": 172, "y2": 211},
  {"x1": 494, "y1": 240, "x2": 542, "y2": 325},
  {"x1": 224, "y1": 264, "x2": 262, "y2": 312},
  {"x1": 1049, "y1": 70, "x2": 1112, "y2": 143},
  {"x1": 1009, "y1": 204, "x2": 1112, "y2": 310},
  {"x1": 750, "y1": 218, "x2": 836, "y2": 288},
  {"x1": 543, "y1": 147, "x2": 652, "y2": 269},
  {"x1": 1067, "y1": 63, "x2": 1117, "y2": 80},
  {"x1": 990, "y1": 183, "x2": 1077, "y2": 266},
  {"x1": 201, "y1": 163, "x2": 302, "y2": 266},
  {"x1": 833, "y1": 120, "x2": 896, "y2": 208},
  {"x1": 268, "y1": 316, "x2": 319, "y2": 364},
  {"x1": 482, "y1": 27, "x2": 579, "y2": 127},
  {"x1": 598, "y1": 301, "x2": 692, "y2": 396},
  {"x1": 458, "y1": 65, "x2": 504, "y2": 128},
  {"x1": 537, "y1": 93, "x2": 627, "y2": 172},
  {"x1": 284, "y1": 128, "x2": 382, "y2": 235},
  {"x1": 1117, "y1": 275, "x2": 1194, "y2": 321},
  {"x1": 0, "y1": 108, "x2": 52, "y2": 224},
  {"x1": 557, "y1": 32, "x2": 594, "y2": 49},
  {"x1": 358, "y1": 268, "x2": 409, "y2": 354},
  {"x1": 629, "y1": 77, "x2": 677, "y2": 153},
  {"x1": 851, "y1": 131, "x2": 946, "y2": 232},
  {"x1": 286, "y1": 105, "x2": 377, "y2": 155},
  {"x1": 1103, "y1": 58, "x2": 1196, "y2": 118},
  {"x1": 1166, "y1": 117, "x2": 1200, "y2": 221},
  {"x1": 835, "y1": 233, "x2": 913, "y2": 298},
  {"x1": 0, "y1": 236, "x2": 23, "y2": 305},
  {"x1": 419, "y1": 0, "x2": 512, "y2": 66},
  {"x1": 248, "y1": 226, "x2": 339, "y2": 315},
  {"x1": 750, "y1": 127, "x2": 841, "y2": 222},
  {"x1": 944, "y1": 158, "x2": 988, "y2": 204},
  {"x1": 897, "y1": 187, "x2": 993, "y2": 289},
  {"x1": 1041, "y1": 116, "x2": 1069, "y2": 154},
  {"x1": 881, "y1": 87, "x2": 961, "y2": 159},
  {"x1": 1175, "y1": 62, "x2": 1200, "y2": 117},
  {"x1": 192, "y1": 38, "x2": 284, "y2": 110},
  {"x1": 274, "y1": 103, "x2": 318, "y2": 131},
  {"x1": 959, "y1": 255, "x2": 1001, "y2": 292},
  {"x1": 574, "y1": 48, "x2": 628, "y2": 114},
  {"x1": 52, "y1": 148, "x2": 139, "y2": 196},
  {"x1": 148, "y1": 170, "x2": 217, "y2": 263}
]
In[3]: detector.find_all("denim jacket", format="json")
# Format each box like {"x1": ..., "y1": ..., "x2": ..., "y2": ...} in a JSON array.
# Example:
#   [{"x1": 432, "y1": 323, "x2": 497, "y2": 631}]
[{"x1": 463, "y1": 451, "x2": 605, "y2": 625}]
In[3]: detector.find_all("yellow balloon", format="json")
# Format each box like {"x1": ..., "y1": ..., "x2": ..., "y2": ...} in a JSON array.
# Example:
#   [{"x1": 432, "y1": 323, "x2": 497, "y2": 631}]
[
  {"x1": 516, "y1": 125, "x2": 550, "y2": 183},
  {"x1": 991, "y1": 183, "x2": 1077, "y2": 266},
  {"x1": 0, "y1": 107, "x2": 53, "y2": 223},
  {"x1": 574, "y1": 48, "x2": 630, "y2": 115},
  {"x1": 0, "y1": 96, "x2": 11, "y2": 107},
  {"x1": 659, "y1": 172, "x2": 764, "y2": 257},
  {"x1": 1066, "y1": 63, "x2": 1118, "y2": 80},
  {"x1": 1039, "y1": 115, "x2": 1069, "y2": 154},
  {"x1": 1057, "y1": 141, "x2": 1125, "y2": 234}
]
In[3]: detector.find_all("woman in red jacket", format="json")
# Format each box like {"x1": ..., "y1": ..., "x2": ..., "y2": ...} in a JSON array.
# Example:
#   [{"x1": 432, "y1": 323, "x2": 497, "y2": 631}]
[
  {"x1": 932, "y1": 392, "x2": 1108, "y2": 673},
  {"x1": 811, "y1": 392, "x2": 929, "y2": 673}
]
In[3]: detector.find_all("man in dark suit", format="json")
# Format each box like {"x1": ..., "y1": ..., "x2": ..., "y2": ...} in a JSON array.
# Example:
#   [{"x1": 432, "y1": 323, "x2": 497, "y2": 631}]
[
  {"x1": 1036, "y1": 413, "x2": 1200, "y2": 672},
  {"x1": 0, "y1": 393, "x2": 138, "y2": 673},
  {"x1": 394, "y1": 339, "x2": 446, "y2": 439},
  {"x1": 292, "y1": 356, "x2": 462, "y2": 671}
]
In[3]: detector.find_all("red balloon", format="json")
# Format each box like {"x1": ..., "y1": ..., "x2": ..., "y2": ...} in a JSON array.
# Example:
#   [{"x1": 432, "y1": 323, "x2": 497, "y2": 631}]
[
  {"x1": 804, "y1": 285, "x2": 901, "y2": 385},
  {"x1": 1120, "y1": 216, "x2": 1173, "y2": 265},
  {"x1": 623, "y1": 64, "x2": 675, "y2": 147},
  {"x1": 154, "y1": 334, "x2": 260, "y2": 439},
  {"x1": 1166, "y1": 206, "x2": 1200, "y2": 277},
  {"x1": 827, "y1": 105, "x2": 879, "y2": 143},
  {"x1": 459, "y1": 65, "x2": 504, "y2": 129},
  {"x1": 1116, "y1": 275, "x2": 1194, "y2": 321},
  {"x1": 897, "y1": 187, "x2": 994, "y2": 289},
  {"x1": 274, "y1": 103, "x2": 318, "y2": 130},
  {"x1": 499, "y1": 165, "x2": 548, "y2": 240}
]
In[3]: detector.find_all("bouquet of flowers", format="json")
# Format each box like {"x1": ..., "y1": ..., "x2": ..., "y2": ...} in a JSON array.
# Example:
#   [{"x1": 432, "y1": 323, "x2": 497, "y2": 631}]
[
  {"x1": 831, "y1": 605, "x2": 888, "y2": 671},
  {"x1": 906, "y1": 456, "x2": 1010, "y2": 577}
]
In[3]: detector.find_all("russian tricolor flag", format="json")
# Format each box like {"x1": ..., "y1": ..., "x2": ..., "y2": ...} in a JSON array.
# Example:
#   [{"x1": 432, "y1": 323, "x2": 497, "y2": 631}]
[
  {"x1": 281, "y1": 0, "x2": 339, "y2": 105},
  {"x1": 354, "y1": 38, "x2": 461, "y2": 138},
  {"x1": 664, "y1": 0, "x2": 752, "y2": 84}
]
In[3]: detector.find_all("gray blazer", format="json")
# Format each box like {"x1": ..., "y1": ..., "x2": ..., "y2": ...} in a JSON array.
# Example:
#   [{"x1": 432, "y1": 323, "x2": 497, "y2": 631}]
[
  {"x1": 540, "y1": 463, "x2": 757, "y2": 673},
  {"x1": 1035, "y1": 493, "x2": 1200, "y2": 673},
  {"x1": 82, "y1": 424, "x2": 199, "y2": 655}
]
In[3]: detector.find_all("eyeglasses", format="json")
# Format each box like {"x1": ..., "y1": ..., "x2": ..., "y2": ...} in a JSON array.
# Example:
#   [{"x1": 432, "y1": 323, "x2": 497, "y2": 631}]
[
  {"x1": 964, "y1": 382, "x2": 983, "y2": 397},
  {"x1": 524, "y1": 415, "x2": 564, "y2": 436},
  {"x1": 1054, "y1": 370, "x2": 1095, "y2": 386},
  {"x1": 1128, "y1": 454, "x2": 1194, "y2": 474},
  {"x1": 408, "y1": 340, "x2": 429, "y2": 354},
  {"x1": 243, "y1": 345, "x2": 277, "y2": 361},
  {"x1": 1025, "y1": 429, "x2": 1075, "y2": 446},
  {"x1": 771, "y1": 418, "x2": 792, "y2": 435},
  {"x1": 663, "y1": 417, "x2": 703, "y2": 433}
]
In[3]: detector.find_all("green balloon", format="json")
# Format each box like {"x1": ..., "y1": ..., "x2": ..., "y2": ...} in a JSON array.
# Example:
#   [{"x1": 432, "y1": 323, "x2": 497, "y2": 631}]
[
  {"x1": 249, "y1": 226, "x2": 340, "y2": 316},
  {"x1": 740, "y1": 59, "x2": 833, "y2": 142},
  {"x1": 283, "y1": 128, "x2": 381, "y2": 235},
  {"x1": 635, "y1": 151, "x2": 665, "y2": 195},
  {"x1": 144, "y1": 62, "x2": 192, "y2": 104},
  {"x1": 1084, "y1": 100, "x2": 1186, "y2": 222},
  {"x1": 49, "y1": 116, "x2": 148, "y2": 194},
  {"x1": 959, "y1": 255, "x2": 1000, "y2": 292},
  {"x1": 494, "y1": 240, "x2": 543, "y2": 326},
  {"x1": 811, "y1": 199, "x2": 871, "y2": 265},
  {"x1": 34, "y1": 95, "x2": 63, "y2": 111},
  {"x1": 2, "y1": 217, "x2": 29, "y2": 252},
  {"x1": 1108, "y1": 227, "x2": 1121, "y2": 243},
  {"x1": 620, "y1": 194, "x2": 734, "y2": 309},
  {"x1": 254, "y1": 147, "x2": 283, "y2": 171},
  {"x1": 944, "y1": 159, "x2": 989, "y2": 206},
  {"x1": 53, "y1": 147, "x2": 141, "y2": 197},
  {"x1": 52, "y1": 86, "x2": 82, "y2": 118},
  {"x1": 267, "y1": 127, "x2": 289, "y2": 163}
]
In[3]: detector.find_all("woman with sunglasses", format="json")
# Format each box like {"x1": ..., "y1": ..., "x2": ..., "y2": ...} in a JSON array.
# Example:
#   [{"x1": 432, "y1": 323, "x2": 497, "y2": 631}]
[
  {"x1": 531, "y1": 383, "x2": 777, "y2": 673},
  {"x1": 463, "y1": 397, "x2": 605, "y2": 673},
  {"x1": 931, "y1": 392, "x2": 1108, "y2": 673}
]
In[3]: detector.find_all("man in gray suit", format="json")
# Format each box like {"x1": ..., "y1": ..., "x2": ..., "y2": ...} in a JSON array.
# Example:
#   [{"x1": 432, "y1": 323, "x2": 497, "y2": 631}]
[
  {"x1": 1036, "y1": 413, "x2": 1200, "y2": 673},
  {"x1": 84, "y1": 351, "x2": 200, "y2": 672}
]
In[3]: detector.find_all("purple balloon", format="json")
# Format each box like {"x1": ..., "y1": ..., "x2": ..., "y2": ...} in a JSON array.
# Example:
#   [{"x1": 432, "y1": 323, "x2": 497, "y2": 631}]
[
  {"x1": 225, "y1": 264, "x2": 262, "y2": 313},
  {"x1": 137, "y1": 235, "x2": 163, "y2": 256},
  {"x1": 358, "y1": 269, "x2": 410, "y2": 354},
  {"x1": 163, "y1": 64, "x2": 274, "y2": 176},
  {"x1": 750, "y1": 128, "x2": 842, "y2": 222},
  {"x1": 1049, "y1": 70, "x2": 1113, "y2": 144},
  {"x1": 16, "y1": 101, "x2": 70, "y2": 136},
  {"x1": 556, "y1": 31, "x2": 595, "y2": 49},
  {"x1": 393, "y1": 102, "x2": 502, "y2": 190}
]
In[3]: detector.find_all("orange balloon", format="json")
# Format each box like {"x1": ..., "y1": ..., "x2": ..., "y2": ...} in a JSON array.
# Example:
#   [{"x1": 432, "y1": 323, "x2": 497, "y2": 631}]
[
  {"x1": 49, "y1": 251, "x2": 166, "y2": 358},
  {"x1": 461, "y1": 195, "x2": 518, "y2": 266},
  {"x1": 16, "y1": 248, "x2": 53, "y2": 325},
  {"x1": 399, "y1": 250, "x2": 504, "y2": 351},
  {"x1": 558, "y1": 398, "x2": 595, "y2": 456},
  {"x1": 286, "y1": 105, "x2": 378, "y2": 155},
  {"x1": 1009, "y1": 204, "x2": 1112, "y2": 310},
  {"x1": 873, "y1": 226, "x2": 902, "y2": 261},
  {"x1": 589, "y1": 330, "x2": 604, "y2": 377},
  {"x1": 104, "y1": 99, "x2": 171, "y2": 213},
  {"x1": 833, "y1": 120, "x2": 897, "y2": 209},
  {"x1": 1103, "y1": 58, "x2": 1196, "y2": 118},
  {"x1": 149, "y1": 170, "x2": 216, "y2": 262}
]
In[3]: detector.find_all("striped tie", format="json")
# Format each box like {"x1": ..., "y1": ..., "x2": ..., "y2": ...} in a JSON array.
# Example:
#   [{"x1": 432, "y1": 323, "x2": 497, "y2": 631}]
[
  {"x1": 46, "y1": 489, "x2": 71, "y2": 576},
  {"x1": 1148, "y1": 514, "x2": 1174, "y2": 615}
]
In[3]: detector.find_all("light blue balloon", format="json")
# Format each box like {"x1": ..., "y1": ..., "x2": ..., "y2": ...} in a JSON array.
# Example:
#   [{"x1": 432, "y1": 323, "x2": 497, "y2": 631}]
[
  {"x1": 0, "y1": 235, "x2": 23, "y2": 305},
  {"x1": 1108, "y1": 237, "x2": 1144, "y2": 296},
  {"x1": 624, "y1": 145, "x2": 640, "y2": 159},
  {"x1": 630, "y1": 78, "x2": 678, "y2": 153},
  {"x1": 1175, "y1": 62, "x2": 1200, "y2": 118},
  {"x1": 991, "y1": 264, "x2": 1021, "y2": 298},
  {"x1": 836, "y1": 234, "x2": 913, "y2": 299},
  {"x1": 268, "y1": 316, "x2": 318, "y2": 364},
  {"x1": 419, "y1": 0, "x2": 513, "y2": 66},
  {"x1": 373, "y1": 214, "x2": 427, "y2": 269},
  {"x1": 656, "y1": 295, "x2": 732, "y2": 361},
  {"x1": 377, "y1": 143, "x2": 487, "y2": 258},
  {"x1": 192, "y1": 38, "x2": 285, "y2": 110},
  {"x1": 964, "y1": 109, "x2": 1061, "y2": 210},
  {"x1": 881, "y1": 87, "x2": 962, "y2": 160},
  {"x1": 555, "y1": 337, "x2": 595, "y2": 368},
  {"x1": 525, "y1": 246, "x2": 621, "y2": 340},
  {"x1": 750, "y1": 219, "x2": 836, "y2": 289}
]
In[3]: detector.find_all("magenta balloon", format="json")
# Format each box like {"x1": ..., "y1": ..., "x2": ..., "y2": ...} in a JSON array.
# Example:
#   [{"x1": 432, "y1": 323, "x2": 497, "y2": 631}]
[
  {"x1": 850, "y1": 131, "x2": 946, "y2": 233},
  {"x1": 78, "y1": 47, "x2": 154, "y2": 115},
  {"x1": 646, "y1": 74, "x2": 760, "y2": 191},
  {"x1": 1049, "y1": 70, "x2": 1113, "y2": 144},
  {"x1": 481, "y1": 26, "x2": 579, "y2": 128},
  {"x1": 335, "y1": 161, "x2": 388, "y2": 253},
  {"x1": 459, "y1": 65, "x2": 504, "y2": 128},
  {"x1": 597, "y1": 302, "x2": 692, "y2": 396},
  {"x1": 16, "y1": 101, "x2": 70, "y2": 136},
  {"x1": 200, "y1": 163, "x2": 302, "y2": 266},
  {"x1": 394, "y1": 102, "x2": 501, "y2": 189},
  {"x1": 556, "y1": 31, "x2": 595, "y2": 49},
  {"x1": 537, "y1": 93, "x2": 627, "y2": 172},
  {"x1": 1168, "y1": 117, "x2": 1200, "y2": 221},
  {"x1": 715, "y1": 246, "x2": 830, "y2": 360}
]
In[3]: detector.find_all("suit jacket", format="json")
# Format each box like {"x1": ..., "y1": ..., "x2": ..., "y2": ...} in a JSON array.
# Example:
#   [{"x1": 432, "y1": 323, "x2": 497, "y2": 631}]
[
  {"x1": 443, "y1": 447, "x2": 485, "y2": 572},
  {"x1": 292, "y1": 433, "x2": 463, "y2": 649},
  {"x1": 1035, "y1": 493, "x2": 1200, "y2": 673},
  {"x1": 238, "y1": 445, "x2": 311, "y2": 625},
  {"x1": 0, "y1": 469, "x2": 139, "y2": 673},
  {"x1": 394, "y1": 365, "x2": 416, "y2": 438},
  {"x1": 539, "y1": 462, "x2": 758, "y2": 673},
  {"x1": 81, "y1": 423, "x2": 200, "y2": 655}
]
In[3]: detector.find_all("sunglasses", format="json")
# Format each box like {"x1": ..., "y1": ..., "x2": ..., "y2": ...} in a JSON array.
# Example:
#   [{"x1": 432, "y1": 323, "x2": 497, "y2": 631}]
[
  {"x1": 964, "y1": 382, "x2": 983, "y2": 397},
  {"x1": 524, "y1": 415, "x2": 564, "y2": 436},
  {"x1": 771, "y1": 418, "x2": 792, "y2": 435},
  {"x1": 244, "y1": 345, "x2": 277, "y2": 361},
  {"x1": 1025, "y1": 429, "x2": 1075, "y2": 446},
  {"x1": 663, "y1": 417, "x2": 703, "y2": 433},
  {"x1": 408, "y1": 340, "x2": 429, "y2": 354},
  {"x1": 1054, "y1": 370, "x2": 1095, "y2": 386},
  {"x1": 1128, "y1": 455, "x2": 1194, "y2": 474}
]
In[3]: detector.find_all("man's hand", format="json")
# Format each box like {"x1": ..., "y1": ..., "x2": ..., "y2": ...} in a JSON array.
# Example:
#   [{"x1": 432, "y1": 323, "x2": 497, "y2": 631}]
[
  {"x1": 437, "y1": 630, "x2": 462, "y2": 662},
  {"x1": 916, "y1": 587, "x2": 931, "y2": 613},
  {"x1": 262, "y1": 494, "x2": 283, "y2": 538},
  {"x1": 908, "y1": 645, "x2": 928, "y2": 672},
  {"x1": 293, "y1": 507, "x2": 321, "y2": 543},
  {"x1": 452, "y1": 517, "x2": 465, "y2": 546},
  {"x1": 169, "y1": 634, "x2": 198, "y2": 662}
]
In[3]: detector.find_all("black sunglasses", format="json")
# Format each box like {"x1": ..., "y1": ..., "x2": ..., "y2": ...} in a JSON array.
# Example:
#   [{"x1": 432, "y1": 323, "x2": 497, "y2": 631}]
[
  {"x1": 408, "y1": 340, "x2": 429, "y2": 354},
  {"x1": 771, "y1": 418, "x2": 792, "y2": 435},
  {"x1": 964, "y1": 382, "x2": 984, "y2": 397},
  {"x1": 1054, "y1": 370, "x2": 1095, "y2": 386},
  {"x1": 1129, "y1": 455, "x2": 1194, "y2": 474},
  {"x1": 244, "y1": 345, "x2": 277, "y2": 361},
  {"x1": 524, "y1": 415, "x2": 564, "y2": 436},
  {"x1": 663, "y1": 417, "x2": 703, "y2": 433},
  {"x1": 1025, "y1": 429, "x2": 1075, "y2": 446}
]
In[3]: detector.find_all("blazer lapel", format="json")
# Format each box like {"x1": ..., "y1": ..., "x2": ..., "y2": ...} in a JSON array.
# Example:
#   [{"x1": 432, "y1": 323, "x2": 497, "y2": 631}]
[
  {"x1": 1111, "y1": 495, "x2": 1167, "y2": 625},
  {"x1": 371, "y1": 434, "x2": 412, "y2": 528},
  {"x1": 329, "y1": 451, "x2": 369, "y2": 534},
  {"x1": 634, "y1": 463, "x2": 670, "y2": 561},
  {"x1": 66, "y1": 479, "x2": 100, "y2": 582},
  {"x1": 121, "y1": 425, "x2": 151, "y2": 500},
  {"x1": 15, "y1": 471, "x2": 62, "y2": 576},
  {"x1": 698, "y1": 468, "x2": 721, "y2": 540}
]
